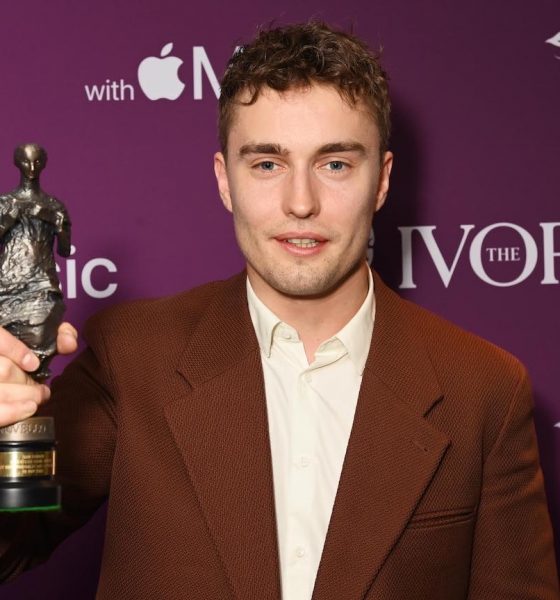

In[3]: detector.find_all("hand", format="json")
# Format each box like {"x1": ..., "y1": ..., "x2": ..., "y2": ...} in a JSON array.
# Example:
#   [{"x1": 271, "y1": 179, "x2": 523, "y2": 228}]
[{"x1": 0, "y1": 323, "x2": 78, "y2": 427}]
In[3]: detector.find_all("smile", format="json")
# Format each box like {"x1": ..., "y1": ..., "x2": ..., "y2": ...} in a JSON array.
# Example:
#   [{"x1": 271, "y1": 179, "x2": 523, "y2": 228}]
[
  {"x1": 286, "y1": 238, "x2": 320, "y2": 248},
  {"x1": 274, "y1": 233, "x2": 328, "y2": 257}
]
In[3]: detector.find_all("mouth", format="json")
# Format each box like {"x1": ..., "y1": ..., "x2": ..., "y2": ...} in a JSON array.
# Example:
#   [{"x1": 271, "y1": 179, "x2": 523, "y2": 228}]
[
  {"x1": 284, "y1": 238, "x2": 321, "y2": 248},
  {"x1": 274, "y1": 233, "x2": 328, "y2": 255}
]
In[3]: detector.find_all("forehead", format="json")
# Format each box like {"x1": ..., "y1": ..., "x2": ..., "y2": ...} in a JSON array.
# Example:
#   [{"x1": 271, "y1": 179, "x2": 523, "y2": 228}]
[
  {"x1": 17, "y1": 146, "x2": 44, "y2": 161},
  {"x1": 229, "y1": 84, "x2": 379, "y2": 151}
]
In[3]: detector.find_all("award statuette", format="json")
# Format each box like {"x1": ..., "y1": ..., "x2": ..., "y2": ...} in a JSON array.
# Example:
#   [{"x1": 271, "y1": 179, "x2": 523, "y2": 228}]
[{"x1": 0, "y1": 143, "x2": 71, "y2": 511}]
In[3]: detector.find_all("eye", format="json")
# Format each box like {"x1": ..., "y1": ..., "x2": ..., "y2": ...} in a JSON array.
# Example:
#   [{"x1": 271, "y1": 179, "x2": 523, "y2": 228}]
[
  {"x1": 257, "y1": 161, "x2": 277, "y2": 171},
  {"x1": 326, "y1": 161, "x2": 346, "y2": 171}
]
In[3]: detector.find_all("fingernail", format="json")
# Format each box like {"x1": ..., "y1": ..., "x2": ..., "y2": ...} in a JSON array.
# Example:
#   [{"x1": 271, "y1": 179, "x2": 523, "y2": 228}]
[
  {"x1": 41, "y1": 385, "x2": 51, "y2": 401},
  {"x1": 22, "y1": 353, "x2": 39, "y2": 371}
]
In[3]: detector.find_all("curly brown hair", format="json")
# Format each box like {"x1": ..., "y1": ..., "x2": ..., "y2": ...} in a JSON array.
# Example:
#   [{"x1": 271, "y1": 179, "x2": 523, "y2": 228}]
[{"x1": 218, "y1": 22, "x2": 391, "y2": 158}]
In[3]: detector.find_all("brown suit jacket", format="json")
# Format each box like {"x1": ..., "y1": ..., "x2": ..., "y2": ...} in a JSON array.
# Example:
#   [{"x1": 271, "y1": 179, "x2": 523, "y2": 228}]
[{"x1": 1, "y1": 271, "x2": 558, "y2": 598}]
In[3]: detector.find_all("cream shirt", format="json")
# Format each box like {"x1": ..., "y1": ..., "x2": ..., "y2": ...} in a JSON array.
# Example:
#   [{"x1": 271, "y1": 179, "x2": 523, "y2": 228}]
[{"x1": 247, "y1": 268, "x2": 375, "y2": 600}]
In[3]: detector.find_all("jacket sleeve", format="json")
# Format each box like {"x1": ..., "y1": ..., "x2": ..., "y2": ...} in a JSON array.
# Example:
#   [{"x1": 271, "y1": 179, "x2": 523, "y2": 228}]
[
  {"x1": 0, "y1": 322, "x2": 117, "y2": 582},
  {"x1": 467, "y1": 367, "x2": 559, "y2": 599}
]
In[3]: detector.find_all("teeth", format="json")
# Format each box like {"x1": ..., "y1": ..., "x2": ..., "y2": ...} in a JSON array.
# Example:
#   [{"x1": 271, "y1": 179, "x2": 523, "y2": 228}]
[{"x1": 286, "y1": 238, "x2": 320, "y2": 248}]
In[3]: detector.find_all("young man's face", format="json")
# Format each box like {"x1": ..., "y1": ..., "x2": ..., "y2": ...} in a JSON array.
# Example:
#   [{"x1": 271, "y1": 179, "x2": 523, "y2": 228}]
[{"x1": 214, "y1": 83, "x2": 392, "y2": 300}]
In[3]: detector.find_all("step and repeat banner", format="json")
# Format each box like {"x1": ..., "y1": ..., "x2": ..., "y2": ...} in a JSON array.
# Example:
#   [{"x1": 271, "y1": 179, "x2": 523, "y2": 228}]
[{"x1": 0, "y1": 0, "x2": 558, "y2": 596}]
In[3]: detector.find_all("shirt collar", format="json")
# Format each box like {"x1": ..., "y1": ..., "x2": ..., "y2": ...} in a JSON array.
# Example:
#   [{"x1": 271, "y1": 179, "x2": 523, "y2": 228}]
[
  {"x1": 333, "y1": 267, "x2": 375, "y2": 375},
  {"x1": 246, "y1": 265, "x2": 375, "y2": 375},
  {"x1": 246, "y1": 279, "x2": 282, "y2": 359}
]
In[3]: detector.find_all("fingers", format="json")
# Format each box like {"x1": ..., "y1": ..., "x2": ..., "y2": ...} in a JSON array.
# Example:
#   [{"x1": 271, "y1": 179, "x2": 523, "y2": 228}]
[
  {"x1": 0, "y1": 356, "x2": 31, "y2": 385},
  {"x1": 0, "y1": 383, "x2": 50, "y2": 426},
  {"x1": 0, "y1": 353, "x2": 50, "y2": 426},
  {"x1": 0, "y1": 323, "x2": 77, "y2": 428},
  {"x1": 0, "y1": 327, "x2": 39, "y2": 373},
  {"x1": 0, "y1": 321, "x2": 79, "y2": 370},
  {"x1": 57, "y1": 322, "x2": 78, "y2": 355},
  {"x1": 0, "y1": 325, "x2": 68, "y2": 428}
]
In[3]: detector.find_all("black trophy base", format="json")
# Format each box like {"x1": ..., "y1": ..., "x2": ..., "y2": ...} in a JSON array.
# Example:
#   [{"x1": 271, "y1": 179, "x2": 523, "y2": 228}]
[{"x1": 0, "y1": 480, "x2": 61, "y2": 512}]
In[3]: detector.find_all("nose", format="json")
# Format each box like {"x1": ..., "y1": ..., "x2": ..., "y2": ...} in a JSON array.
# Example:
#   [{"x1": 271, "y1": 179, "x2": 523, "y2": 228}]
[{"x1": 281, "y1": 167, "x2": 320, "y2": 219}]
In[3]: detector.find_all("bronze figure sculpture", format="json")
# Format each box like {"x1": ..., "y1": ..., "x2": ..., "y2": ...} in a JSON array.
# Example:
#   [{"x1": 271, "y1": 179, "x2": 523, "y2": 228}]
[
  {"x1": 0, "y1": 143, "x2": 71, "y2": 381},
  {"x1": 0, "y1": 144, "x2": 70, "y2": 511}
]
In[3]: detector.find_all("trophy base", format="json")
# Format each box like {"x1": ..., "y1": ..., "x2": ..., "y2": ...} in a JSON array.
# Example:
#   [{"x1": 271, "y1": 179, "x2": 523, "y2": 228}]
[
  {"x1": 0, "y1": 417, "x2": 60, "y2": 512},
  {"x1": 0, "y1": 480, "x2": 61, "y2": 512}
]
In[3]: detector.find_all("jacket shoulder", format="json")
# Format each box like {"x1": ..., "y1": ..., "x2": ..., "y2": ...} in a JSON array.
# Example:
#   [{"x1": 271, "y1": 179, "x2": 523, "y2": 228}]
[
  {"x1": 83, "y1": 276, "x2": 235, "y2": 350},
  {"x1": 390, "y1": 288, "x2": 528, "y2": 390},
  {"x1": 382, "y1": 289, "x2": 532, "y2": 463}
]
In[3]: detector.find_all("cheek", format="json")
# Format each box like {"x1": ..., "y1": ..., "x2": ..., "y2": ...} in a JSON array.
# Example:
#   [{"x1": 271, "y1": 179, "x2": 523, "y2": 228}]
[
  {"x1": 230, "y1": 197, "x2": 272, "y2": 242},
  {"x1": 321, "y1": 172, "x2": 377, "y2": 218},
  {"x1": 326, "y1": 193, "x2": 375, "y2": 236},
  {"x1": 230, "y1": 183, "x2": 280, "y2": 232},
  {"x1": 349, "y1": 211, "x2": 375, "y2": 247}
]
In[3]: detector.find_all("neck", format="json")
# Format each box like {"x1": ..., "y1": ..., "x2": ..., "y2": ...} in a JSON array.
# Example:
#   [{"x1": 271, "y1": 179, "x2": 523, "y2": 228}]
[
  {"x1": 19, "y1": 176, "x2": 41, "y2": 193},
  {"x1": 249, "y1": 261, "x2": 370, "y2": 362}
]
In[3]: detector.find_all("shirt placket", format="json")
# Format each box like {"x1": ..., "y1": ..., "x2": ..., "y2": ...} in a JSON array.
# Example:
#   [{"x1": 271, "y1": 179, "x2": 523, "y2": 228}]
[{"x1": 283, "y1": 338, "x2": 318, "y2": 600}]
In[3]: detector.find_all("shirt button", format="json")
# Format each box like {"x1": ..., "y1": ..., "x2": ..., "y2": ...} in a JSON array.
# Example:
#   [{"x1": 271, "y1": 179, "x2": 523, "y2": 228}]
[
  {"x1": 295, "y1": 546, "x2": 306, "y2": 558},
  {"x1": 303, "y1": 372, "x2": 312, "y2": 383},
  {"x1": 281, "y1": 330, "x2": 292, "y2": 340},
  {"x1": 299, "y1": 456, "x2": 311, "y2": 468}
]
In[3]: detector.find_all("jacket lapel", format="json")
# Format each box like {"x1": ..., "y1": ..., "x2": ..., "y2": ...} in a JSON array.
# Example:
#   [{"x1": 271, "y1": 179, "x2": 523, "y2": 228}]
[
  {"x1": 312, "y1": 275, "x2": 450, "y2": 600},
  {"x1": 163, "y1": 271, "x2": 450, "y2": 600},
  {"x1": 164, "y1": 274, "x2": 281, "y2": 600}
]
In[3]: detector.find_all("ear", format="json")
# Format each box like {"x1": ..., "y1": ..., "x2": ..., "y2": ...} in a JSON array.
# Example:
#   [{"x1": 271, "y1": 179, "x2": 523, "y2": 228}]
[
  {"x1": 213, "y1": 152, "x2": 233, "y2": 213},
  {"x1": 374, "y1": 151, "x2": 393, "y2": 212}
]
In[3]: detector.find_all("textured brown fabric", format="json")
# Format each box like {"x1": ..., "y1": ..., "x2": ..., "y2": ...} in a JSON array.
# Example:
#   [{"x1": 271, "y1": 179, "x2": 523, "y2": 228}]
[{"x1": 0, "y1": 271, "x2": 558, "y2": 599}]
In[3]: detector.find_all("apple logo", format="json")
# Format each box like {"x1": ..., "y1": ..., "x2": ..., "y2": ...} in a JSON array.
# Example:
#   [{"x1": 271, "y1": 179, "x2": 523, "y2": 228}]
[
  {"x1": 545, "y1": 32, "x2": 560, "y2": 60},
  {"x1": 137, "y1": 43, "x2": 185, "y2": 100},
  {"x1": 545, "y1": 32, "x2": 560, "y2": 48}
]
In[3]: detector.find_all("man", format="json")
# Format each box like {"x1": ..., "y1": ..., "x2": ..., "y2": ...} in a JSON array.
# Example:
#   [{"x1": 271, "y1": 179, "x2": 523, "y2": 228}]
[{"x1": 0, "y1": 22, "x2": 558, "y2": 600}]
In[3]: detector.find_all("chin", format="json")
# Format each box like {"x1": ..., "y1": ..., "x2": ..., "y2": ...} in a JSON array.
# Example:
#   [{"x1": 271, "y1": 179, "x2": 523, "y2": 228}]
[{"x1": 266, "y1": 271, "x2": 343, "y2": 299}]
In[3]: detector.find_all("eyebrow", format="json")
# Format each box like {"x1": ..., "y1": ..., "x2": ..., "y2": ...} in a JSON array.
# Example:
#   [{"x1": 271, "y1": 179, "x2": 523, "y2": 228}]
[
  {"x1": 238, "y1": 143, "x2": 288, "y2": 157},
  {"x1": 238, "y1": 141, "x2": 367, "y2": 158},
  {"x1": 317, "y1": 142, "x2": 367, "y2": 155}
]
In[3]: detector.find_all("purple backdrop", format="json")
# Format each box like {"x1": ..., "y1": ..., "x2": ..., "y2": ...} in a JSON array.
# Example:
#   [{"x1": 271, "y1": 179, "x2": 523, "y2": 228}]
[{"x1": 0, "y1": 0, "x2": 558, "y2": 596}]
